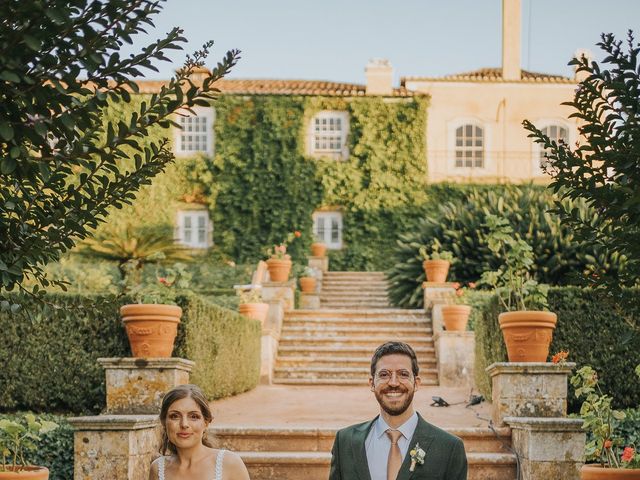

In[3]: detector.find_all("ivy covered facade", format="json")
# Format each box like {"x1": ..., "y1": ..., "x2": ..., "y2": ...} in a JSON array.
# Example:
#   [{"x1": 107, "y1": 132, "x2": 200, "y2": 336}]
[{"x1": 100, "y1": 77, "x2": 431, "y2": 270}]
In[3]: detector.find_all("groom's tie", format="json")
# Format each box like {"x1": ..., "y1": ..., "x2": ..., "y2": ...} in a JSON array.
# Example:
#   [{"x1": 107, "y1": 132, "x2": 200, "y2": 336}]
[{"x1": 386, "y1": 429, "x2": 403, "y2": 480}]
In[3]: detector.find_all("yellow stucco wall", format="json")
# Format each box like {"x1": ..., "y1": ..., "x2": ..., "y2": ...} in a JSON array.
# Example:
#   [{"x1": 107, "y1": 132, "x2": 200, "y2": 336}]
[{"x1": 404, "y1": 79, "x2": 578, "y2": 183}]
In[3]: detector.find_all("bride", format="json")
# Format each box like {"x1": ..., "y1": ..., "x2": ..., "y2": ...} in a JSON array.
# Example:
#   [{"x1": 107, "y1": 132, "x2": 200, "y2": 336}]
[{"x1": 149, "y1": 384, "x2": 250, "y2": 480}]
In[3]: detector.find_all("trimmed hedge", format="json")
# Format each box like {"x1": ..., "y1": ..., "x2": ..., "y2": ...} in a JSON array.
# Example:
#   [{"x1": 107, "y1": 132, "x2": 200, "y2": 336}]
[
  {"x1": 0, "y1": 293, "x2": 261, "y2": 413},
  {"x1": 174, "y1": 295, "x2": 261, "y2": 400},
  {"x1": 474, "y1": 287, "x2": 640, "y2": 411},
  {"x1": 0, "y1": 413, "x2": 73, "y2": 480}
]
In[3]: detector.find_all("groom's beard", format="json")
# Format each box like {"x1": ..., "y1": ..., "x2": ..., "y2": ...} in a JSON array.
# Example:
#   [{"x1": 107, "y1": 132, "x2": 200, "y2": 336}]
[{"x1": 375, "y1": 384, "x2": 415, "y2": 417}]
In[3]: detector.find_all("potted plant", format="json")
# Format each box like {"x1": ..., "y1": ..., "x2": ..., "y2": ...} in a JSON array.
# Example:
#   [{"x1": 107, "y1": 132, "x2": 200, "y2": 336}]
[
  {"x1": 266, "y1": 231, "x2": 300, "y2": 282},
  {"x1": 0, "y1": 414, "x2": 58, "y2": 479},
  {"x1": 237, "y1": 288, "x2": 269, "y2": 324},
  {"x1": 310, "y1": 234, "x2": 327, "y2": 258},
  {"x1": 479, "y1": 215, "x2": 556, "y2": 362},
  {"x1": 298, "y1": 266, "x2": 317, "y2": 293},
  {"x1": 419, "y1": 239, "x2": 454, "y2": 283},
  {"x1": 119, "y1": 258, "x2": 191, "y2": 358},
  {"x1": 441, "y1": 282, "x2": 475, "y2": 331},
  {"x1": 571, "y1": 364, "x2": 640, "y2": 479}
]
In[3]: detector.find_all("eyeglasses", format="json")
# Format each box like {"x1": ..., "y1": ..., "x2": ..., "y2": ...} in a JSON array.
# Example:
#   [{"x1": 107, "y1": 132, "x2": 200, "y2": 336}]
[{"x1": 375, "y1": 369, "x2": 414, "y2": 383}]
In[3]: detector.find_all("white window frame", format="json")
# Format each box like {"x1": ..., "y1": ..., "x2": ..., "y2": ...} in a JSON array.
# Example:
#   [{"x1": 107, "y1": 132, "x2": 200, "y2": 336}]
[
  {"x1": 447, "y1": 118, "x2": 491, "y2": 175},
  {"x1": 307, "y1": 111, "x2": 349, "y2": 160},
  {"x1": 176, "y1": 209, "x2": 212, "y2": 249},
  {"x1": 532, "y1": 120, "x2": 572, "y2": 176},
  {"x1": 312, "y1": 211, "x2": 343, "y2": 249},
  {"x1": 173, "y1": 106, "x2": 215, "y2": 156}
]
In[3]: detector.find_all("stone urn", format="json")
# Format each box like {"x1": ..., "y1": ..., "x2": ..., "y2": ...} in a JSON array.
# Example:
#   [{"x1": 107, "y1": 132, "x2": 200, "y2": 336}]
[
  {"x1": 499, "y1": 310, "x2": 557, "y2": 362},
  {"x1": 120, "y1": 304, "x2": 181, "y2": 357}
]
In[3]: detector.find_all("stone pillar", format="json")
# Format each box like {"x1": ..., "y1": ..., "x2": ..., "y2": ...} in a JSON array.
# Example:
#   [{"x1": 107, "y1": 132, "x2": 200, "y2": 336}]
[
  {"x1": 505, "y1": 417, "x2": 585, "y2": 480},
  {"x1": 259, "y1": 292, "x2": 289, "y2": 384},
  {"x1": 487, "y1": 362, "x2": 575, "y2": 427},
  {"x1": 68, "y1": 415, "x2": 159, "y2": 480},
  {"x1": 434, "y1": 331, "x2": 475, "y2": 388},
  {"x1": 98, "y1": 357, "x2": 194, "y2": 414},
  {"x1": 300, "y1": 293, "x2": 320, "y2": 309},
  {"x1": 423, "y1": 283, "x2": 456, "y2": 311},
  {"x1": 308, "y1": 256, "x2": 328, "y2": 274},
  {"x1": 262, "y1": 280, "x2": 296, "y2": 312}
]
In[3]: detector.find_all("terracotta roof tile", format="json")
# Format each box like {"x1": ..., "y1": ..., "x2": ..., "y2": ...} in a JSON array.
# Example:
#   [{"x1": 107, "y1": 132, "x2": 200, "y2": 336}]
[
  {"x1": 135, "y1": 78, "x2": 416, "y2": 97},
  {"x1": 402, "y1": 67, "x2": 574, "y2": 84}
]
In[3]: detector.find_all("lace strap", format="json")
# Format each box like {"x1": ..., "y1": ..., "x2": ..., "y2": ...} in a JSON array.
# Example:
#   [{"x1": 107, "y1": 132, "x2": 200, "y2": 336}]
[
  {"x1": 215, "y1": 449, "x2": 226, "y2": 480},
  {"x1": 158, "y1": 456, "x2": 165, "y2": 480}
]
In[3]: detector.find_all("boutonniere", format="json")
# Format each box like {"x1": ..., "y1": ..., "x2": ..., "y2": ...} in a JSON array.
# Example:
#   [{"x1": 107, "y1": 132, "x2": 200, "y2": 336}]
[{"x1": 409, "y1": 442, "x2": 426, "y2": 472}]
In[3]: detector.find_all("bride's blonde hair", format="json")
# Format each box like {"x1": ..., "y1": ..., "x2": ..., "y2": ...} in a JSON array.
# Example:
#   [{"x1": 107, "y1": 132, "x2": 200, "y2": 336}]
[{"x1": 159, "y1": 384, "x2": 214, "y2": 454}]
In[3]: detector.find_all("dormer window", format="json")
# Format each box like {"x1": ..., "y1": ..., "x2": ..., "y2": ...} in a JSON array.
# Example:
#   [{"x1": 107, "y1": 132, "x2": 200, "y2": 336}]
[
  {"x1": 308, "y1": 111, "x2": 349, "y2": 159},
  {"x1": 174, "y1": 106, "x2": 214, "y2": 156}
]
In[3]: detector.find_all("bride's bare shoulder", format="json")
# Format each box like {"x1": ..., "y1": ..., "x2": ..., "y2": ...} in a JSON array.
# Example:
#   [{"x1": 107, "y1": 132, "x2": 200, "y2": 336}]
[{"x1": 222, "y1": 451, "x2": 250, "y2": 479}]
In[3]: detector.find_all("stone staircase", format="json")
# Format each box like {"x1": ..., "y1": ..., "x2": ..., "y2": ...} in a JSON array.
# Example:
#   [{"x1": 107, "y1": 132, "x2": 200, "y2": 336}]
[
  {"x1": 273, "y1": 308, "x2": 438, "y2": 385},
  {"x1": 212, "y1": 270, "x2": 517, "y2": 479},
  {"x1": 210, "y1": 425, "x2": 517, "y2": 480},
  {"x1": 320, "y1": 271, "x2": 391, "y2": 308}
]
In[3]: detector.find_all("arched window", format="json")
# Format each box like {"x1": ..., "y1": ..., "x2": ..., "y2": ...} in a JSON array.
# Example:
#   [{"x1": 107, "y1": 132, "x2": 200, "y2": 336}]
[
  {"x1": 539, "y1": 124, "x2": 568, "y2": 169},
  {"x1": 455, "y1": 124, "x2": 484, "y2": 168}
]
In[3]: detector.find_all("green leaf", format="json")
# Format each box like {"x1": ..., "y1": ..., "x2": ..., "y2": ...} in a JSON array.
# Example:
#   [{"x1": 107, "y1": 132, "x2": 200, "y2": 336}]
[
  {"x1": 23, "y1": 34, "x2": 42, "y2": 51},
  {"x1": 0, "y1": 70, "x2": 20, "y2": 83},
  {"x1": 1, "y1": 157, "x2": 17, "y2": 174},
  {"x1": 0, "y1": 121, "x2": 14, "y2": 141}
]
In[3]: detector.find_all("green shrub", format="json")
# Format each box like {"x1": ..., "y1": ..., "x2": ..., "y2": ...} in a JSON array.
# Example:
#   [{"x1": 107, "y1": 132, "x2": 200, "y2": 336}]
[
  {"x1": 175, "y1": 295, "x2": 261, "y2": 399},
  {"x1": 0, "y1": 293, "x2": 261, "y2": 413},
  {"x1": 474, "y1": 288, "x2": 640, "y2": 411},
  {"x1": 0, "y1": 413, "x2": 73, "y2": 480},
  {"x1": 388, "y1": 184, "x2": 622, "y2": 308}
]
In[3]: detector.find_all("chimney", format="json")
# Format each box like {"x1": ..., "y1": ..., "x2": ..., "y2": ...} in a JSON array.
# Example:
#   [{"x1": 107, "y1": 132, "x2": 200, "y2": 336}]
[
  {"x1": 365, "y1": 59, "x2": 393, "y2": 95},
  {"x1": 502, "y1": 0, "x2": 521, "y2": 81}
]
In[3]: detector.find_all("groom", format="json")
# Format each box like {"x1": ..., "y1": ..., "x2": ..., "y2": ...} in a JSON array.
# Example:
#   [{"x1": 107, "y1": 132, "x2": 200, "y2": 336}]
[{"x1": 329, "y1": 341, "x2": 467, "y2": 480}]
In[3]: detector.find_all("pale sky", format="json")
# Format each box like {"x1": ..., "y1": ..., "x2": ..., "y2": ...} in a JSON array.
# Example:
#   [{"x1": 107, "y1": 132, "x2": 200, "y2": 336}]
[{"x1": 123, "y1": 0, "x2": 640, "y2": 85}]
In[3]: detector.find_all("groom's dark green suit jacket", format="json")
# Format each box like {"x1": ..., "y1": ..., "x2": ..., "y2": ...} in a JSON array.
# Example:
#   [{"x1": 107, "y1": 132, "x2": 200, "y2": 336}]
[{"x1": 329, "y1": 413, "x2": 467, "y2": 480}]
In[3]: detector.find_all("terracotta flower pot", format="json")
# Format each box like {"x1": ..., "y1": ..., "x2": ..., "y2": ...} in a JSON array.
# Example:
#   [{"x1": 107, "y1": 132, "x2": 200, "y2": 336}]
[
  {"x1": 266, "y1": 258, "x2": 292, "y2": 282},
  {"x1": 423, "y1": 259, "x2": 450, "y2": 283},
  {"x1": 238, "y1": 303, "x2": 269, "y2": 324},
  {"x1": 498, "y1": 310, "x2": 557, "y2": 362},
  {"x1": 120, "y1": 304, "x2": 182, "y2": 358},
  {"x1": 441, "y1": 304, "x2": 471, "y2": 331},
  {"x1": 0, "y1": 466, "x2": 50, "y2": 480},
  {"x1": 299, "y1": 277, "x2": 317, "y2": 293},
  {"x1": 581, "y1": 465, "x2": 640, "y2": 479},
  {"x1": 311, "y1": 242, "x2": 327, "y2": 258}
]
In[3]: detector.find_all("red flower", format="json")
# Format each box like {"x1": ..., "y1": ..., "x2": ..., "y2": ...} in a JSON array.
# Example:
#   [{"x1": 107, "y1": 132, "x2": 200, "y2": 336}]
[
  {"x1": 551, "y1": 350, "x2": 569, "y2": 364},
  {"x1": 294, "y1": 231, "x2": 301, "y2": 238},
  {"x1": 451, "y1": 282, "x2": 461, "y2": 290},
  {"x1": 603, "y1": 439, "x2": 612, "y2": 449},
  {"x1": 621, "y1": 447, "x2": 635, "y2": 463},
  {"x1": 468, "y1": 282, "x2": 477, "y2": 289},
  {"x1": 158, "y1": 277, "x2": 169, "y2": 286}
]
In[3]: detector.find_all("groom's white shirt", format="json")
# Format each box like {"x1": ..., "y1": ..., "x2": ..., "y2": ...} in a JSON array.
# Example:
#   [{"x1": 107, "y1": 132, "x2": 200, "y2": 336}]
[{"x1": 364, "y1": 412, "x2": 419, "y2": 480}]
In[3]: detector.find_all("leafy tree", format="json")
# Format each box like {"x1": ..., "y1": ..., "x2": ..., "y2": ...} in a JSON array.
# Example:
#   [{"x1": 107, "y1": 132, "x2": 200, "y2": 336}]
[
  {"x1": 0, "y1": 0, "x2": 239, "y2": 308},
  {"x1": 524, "y1": 31, "x2": 639, "y2": 290}
]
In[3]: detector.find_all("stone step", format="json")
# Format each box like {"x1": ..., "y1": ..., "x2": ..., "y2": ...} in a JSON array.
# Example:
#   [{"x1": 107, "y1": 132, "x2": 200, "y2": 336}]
[
  {"x1": 281, "y1": 325, "x2": 433, "y2": 336},
  {"x1": 277, "y1": 345, "x2": 436, "y2": 357},
  {"x1": 234, "y1": 452, "x2": 516, "y2": 480},
  {"x1": 320, "y1": 290, "x2": 389, "y2": 296},
  {"x1": 319, "y1": 302, "x2": 392, "y2": 309},
  {"x1": 287, "y1": 309, "x2": 425, "y2": 318},
  {"x1": 321, "y1": 282, "x2": 388, "y2": 289},
  {"x1": 272, "y1": 366, "x2": 439, "y2": 381},
  {"x1": 283, "y1": 316, "x2": 430, "y2": 328},
  {"x1": 274, "y1": 355, "x2": 437, "y2": 368},
  {"x1": 209, "y1": 426, "x2": 512, "y2": 454},
  {"x1": 278, "y1": 335, "x2": 434, "y2": 348},
  {"x1": 323, "y1": 271, "x2": 387, "y2": 277},
  {"x1": 271, "y1": 377, "x2": 441, "y2": 386}
]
